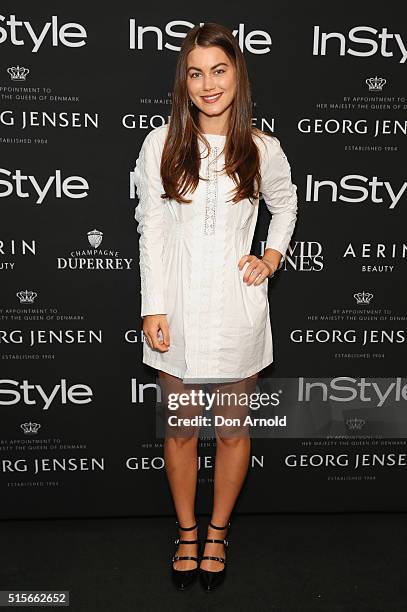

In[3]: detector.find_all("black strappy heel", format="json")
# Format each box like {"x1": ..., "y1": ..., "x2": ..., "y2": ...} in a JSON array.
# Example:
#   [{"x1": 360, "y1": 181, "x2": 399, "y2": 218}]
[
  {"x1": 199, "y1": 520, "x2": 230, "y2": 591},
  {"x1": 171, "y1": 520, "x2": 199, "y2": 590}
]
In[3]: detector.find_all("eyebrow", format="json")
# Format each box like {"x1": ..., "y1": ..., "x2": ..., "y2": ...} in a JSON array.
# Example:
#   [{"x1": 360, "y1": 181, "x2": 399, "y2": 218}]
[{"x1": 187, "y1": 62, "x2": 228, "y2": 71}]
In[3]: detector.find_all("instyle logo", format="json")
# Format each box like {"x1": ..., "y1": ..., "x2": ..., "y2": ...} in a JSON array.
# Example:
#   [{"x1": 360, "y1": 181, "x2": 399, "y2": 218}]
[
  {"x1": 0, "y1": 14, "x2": 87, "y2": 52},
  {"x1": 0, "y1": 169, "x2": 89, "y2": 204},
  {"x1": 312, "y1": 26, "x2": 407, "y2": 63},
  {"x1": 305, "y1": 175, "x2": 407, "y2": 209},
  {"x1": 296, "y1": 377, "x2": 407, "y2": 408},
  {"x1": 0, "y1": 378, "x2": 93, "y2": 410},
  {"x1": 129, "y1": 20, "x2": 272, "y2": 54}
]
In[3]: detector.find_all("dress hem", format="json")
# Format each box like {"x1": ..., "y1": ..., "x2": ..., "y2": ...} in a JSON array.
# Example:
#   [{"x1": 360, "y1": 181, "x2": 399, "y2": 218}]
[{"x1": 140, "y1": 354, "x2": 274, "y2": 383}]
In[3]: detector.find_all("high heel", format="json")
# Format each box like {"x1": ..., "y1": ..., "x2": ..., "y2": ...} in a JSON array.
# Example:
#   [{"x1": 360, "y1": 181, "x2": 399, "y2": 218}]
[
  {"x1": 171, "y1": 520, "x2": 199, "y2": 590},
  {"x1": 199, "y1": 520, "x2": 230, "y2": 591}
]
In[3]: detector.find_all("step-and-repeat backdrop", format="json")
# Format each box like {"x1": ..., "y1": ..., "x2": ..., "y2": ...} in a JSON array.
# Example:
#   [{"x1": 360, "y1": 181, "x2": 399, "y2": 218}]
[{"x1": 1, "y1": 3, "x2": 406, "y2": 518}]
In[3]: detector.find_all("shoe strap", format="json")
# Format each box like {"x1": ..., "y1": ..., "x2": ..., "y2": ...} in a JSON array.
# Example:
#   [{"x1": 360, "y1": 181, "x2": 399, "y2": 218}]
[
  {"x1": 176, "y1": 520, "x2": 197, "y2": 531},
  {"x1": 174, "y1": 538, "x2": 198, "y2": 545},
  {"x1": 201, "y1": 555, "x2": 226, "y2": 564},
  {"x1": 209, "y1": 520, "x2": 230, "y2": 530},
  {"x1": 204, "y1": 538, "x2": 228, "y2": 546},
  {"x1": 172, "y1": 555, "x2": 199, "y2": 562}
]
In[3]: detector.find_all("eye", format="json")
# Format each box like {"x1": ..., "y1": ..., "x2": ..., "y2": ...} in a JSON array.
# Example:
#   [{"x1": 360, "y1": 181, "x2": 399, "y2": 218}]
[
  {"x1": 190, "y1": 72, "x2": 200, "y2": 78},
  {"x1": 215, "y1": 69, "x2": 225, "y2": 74}
]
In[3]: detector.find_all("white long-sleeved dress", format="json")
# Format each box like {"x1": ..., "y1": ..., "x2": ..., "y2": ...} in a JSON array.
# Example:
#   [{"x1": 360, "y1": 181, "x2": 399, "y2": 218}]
[{"x1": 133, "y1": 123, "x2": 297, "y2": 384}]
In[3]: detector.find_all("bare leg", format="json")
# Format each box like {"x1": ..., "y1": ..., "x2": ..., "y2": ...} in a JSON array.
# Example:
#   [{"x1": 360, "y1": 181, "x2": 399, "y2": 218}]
[
  {"x1": 160, "y1": 370, "x2": 204, "y2": 571},
  {"x1": 200, "y1": 372, "x2": 258, "y2": 572}
]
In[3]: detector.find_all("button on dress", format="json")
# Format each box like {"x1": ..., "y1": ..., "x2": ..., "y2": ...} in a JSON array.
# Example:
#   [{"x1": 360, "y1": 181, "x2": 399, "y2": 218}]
[{"x1": 133, "y1": 124, "x2": 298, "y2": 384}]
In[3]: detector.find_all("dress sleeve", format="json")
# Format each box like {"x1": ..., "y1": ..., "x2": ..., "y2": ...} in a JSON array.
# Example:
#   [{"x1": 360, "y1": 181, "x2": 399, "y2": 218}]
[
  {"x1": 133, "y1": 130, "x2": 167, "y2": 317},
  {"x1": 260, "y1": 135, "x2": 298, "y2": 270}
]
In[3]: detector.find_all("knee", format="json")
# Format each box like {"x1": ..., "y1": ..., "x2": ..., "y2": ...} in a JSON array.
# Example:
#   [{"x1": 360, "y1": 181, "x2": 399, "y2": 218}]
[
  {"x1": 215, "y1": 428, "x2": 250, "y2": 446},
  {"x1": 165, "y1": 433, "x2": 199, "y2": 448}
]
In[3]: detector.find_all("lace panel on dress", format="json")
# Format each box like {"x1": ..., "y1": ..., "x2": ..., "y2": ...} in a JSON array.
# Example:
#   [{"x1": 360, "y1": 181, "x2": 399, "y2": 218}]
[{"x1": 204, "y1": 146, "x2": 218, "y2": 235}]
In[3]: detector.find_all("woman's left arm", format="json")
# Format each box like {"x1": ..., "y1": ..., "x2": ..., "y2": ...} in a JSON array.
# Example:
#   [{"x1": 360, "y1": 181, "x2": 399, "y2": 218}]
[{"x1": 259, "y1": 135, "x2": 298, "y2": 274}]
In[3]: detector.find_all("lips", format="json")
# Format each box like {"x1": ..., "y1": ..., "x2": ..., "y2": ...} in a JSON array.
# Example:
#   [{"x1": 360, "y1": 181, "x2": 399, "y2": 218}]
[{"x1": 201, "y1": 92, "x2": 223, "y2": 104}]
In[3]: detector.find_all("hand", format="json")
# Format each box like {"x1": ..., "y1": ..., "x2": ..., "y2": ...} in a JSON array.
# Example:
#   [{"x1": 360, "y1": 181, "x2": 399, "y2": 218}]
[
  {"x1": 142, "y1": 314, "x2": 170, "y2": 352},
  {"x1": 238, "y1": 255, "x2": 276, "y2": 286}
]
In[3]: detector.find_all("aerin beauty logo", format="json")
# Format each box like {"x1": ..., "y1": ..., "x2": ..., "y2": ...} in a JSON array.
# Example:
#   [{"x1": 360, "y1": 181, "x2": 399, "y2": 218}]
[
  {"x1": 57, "y1": 229, "x2": 134, "y2": 271},
  {"x1": 0, "y1": 238, "x2": 36, "y2": 271},
  {"x1": 343, "y1": 241, "x2": 407, "y2": 272}
]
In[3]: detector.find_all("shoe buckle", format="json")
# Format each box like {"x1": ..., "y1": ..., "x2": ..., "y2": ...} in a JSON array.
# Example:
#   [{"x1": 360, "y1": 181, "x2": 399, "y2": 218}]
[
  {"x1": 224, "y1": 539, "x2": 229, "y2": 547},
  {"x1": 174, "y1": 538, "x2": 180, "y2": 545}
]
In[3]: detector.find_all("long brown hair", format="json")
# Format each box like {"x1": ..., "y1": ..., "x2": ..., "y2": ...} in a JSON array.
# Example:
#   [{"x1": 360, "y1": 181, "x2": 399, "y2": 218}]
[{"x1": 160, "y1": 22, "x2": 272, "y2": 205}]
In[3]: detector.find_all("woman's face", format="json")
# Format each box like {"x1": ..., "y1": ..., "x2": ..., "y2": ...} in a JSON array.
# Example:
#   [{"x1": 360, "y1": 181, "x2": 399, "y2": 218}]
[{"x1": 186, "y1": 45, "x2": 236, "y2": 123}]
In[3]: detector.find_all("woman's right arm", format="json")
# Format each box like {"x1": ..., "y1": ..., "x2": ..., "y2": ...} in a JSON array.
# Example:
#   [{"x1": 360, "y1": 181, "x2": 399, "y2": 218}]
[
  {"x1": 133, "y1": 129, "x2": 170, "y2": 351},
  {"x1": 134, "y1": 129, "x2": 167, "y2": 317}
]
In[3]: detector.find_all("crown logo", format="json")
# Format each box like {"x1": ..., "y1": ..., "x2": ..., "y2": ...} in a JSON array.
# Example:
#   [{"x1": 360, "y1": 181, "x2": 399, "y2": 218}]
[
  {"x1": 16, "y1": 290, "x2": 37, "y2": 304},
  {"x1": 7, "y1": 66, "x2": 30, "y2": 81},
  {"x1": 87, "y1": 229, "x2": 103, "y2": 248},
  {"x1": 346, "y1": 417, "x2": 366, "y2": 430},
  {"x1": 365, "y1": 76, "x2": 386, "y2": 91},
  {"x1": 354, "y1": 291, "x2": 373, "y2": 305},
  {"x1": 20, "y1": 421, "x2": 41, "y2": 435}
]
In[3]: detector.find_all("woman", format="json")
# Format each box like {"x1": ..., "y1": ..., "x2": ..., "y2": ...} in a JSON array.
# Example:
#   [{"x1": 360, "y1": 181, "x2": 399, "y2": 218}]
[{"x1": 133, "y1": 22, "x2": 298, "y2": 591}]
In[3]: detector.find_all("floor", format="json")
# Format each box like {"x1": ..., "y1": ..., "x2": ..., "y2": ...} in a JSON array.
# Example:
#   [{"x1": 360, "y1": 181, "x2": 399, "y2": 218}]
[{"x1": 0, "y1": 512, "x2": 406, "y2": 611}]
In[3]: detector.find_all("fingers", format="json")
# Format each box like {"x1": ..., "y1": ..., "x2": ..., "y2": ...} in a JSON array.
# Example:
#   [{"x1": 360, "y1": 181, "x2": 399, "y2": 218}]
[
  {"x1": 237, "y1": 254, "x2": 251, "y2": 270},
  {"x1": 143, "y1": 316, "x2": 170, "y2": 352},
  {"x1": 161, "y1": 318, "x2": 171, "y2": 347},
  {"x1": 241, "y1": 257, "x2": 270, "y2": 285}
]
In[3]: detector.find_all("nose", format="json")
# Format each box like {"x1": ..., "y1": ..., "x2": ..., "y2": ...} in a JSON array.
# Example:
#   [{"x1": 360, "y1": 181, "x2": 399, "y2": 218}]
[{"x1": 202, "y1": 74, "x2": 216, "y2": 91}]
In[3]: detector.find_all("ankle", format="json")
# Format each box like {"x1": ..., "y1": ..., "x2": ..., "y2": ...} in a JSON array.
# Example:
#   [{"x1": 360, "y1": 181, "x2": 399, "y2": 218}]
[{"x1": 208, "y1": 519, "x2": 230, "y2": 531}]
